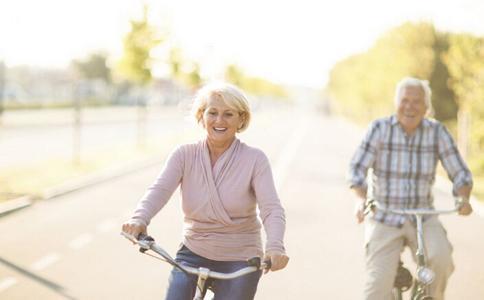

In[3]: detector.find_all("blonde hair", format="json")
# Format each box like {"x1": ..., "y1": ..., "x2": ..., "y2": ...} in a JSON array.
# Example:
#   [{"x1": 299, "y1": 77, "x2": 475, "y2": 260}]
[{"x1": 191, "y1": 82, "x2": 251, "y2": 132}]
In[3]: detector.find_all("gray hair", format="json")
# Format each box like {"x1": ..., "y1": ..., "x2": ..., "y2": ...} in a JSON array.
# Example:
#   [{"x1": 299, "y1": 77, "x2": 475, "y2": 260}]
[{"x1": 394, "y1": 77, "x2": 433, "y2": 115}]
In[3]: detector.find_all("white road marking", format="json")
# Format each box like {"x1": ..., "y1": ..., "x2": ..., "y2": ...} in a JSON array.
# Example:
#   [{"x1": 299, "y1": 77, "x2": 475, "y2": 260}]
[
  {"x1": 0, "y1": 277, "x2": 17, "y2": 292},
  {"x1": 31, "y1": 253, "x2": 60, "y2": 271},
  {"x1": 68, "y1": 233, "x2": 93, "y2": 250},
  {"x1": 96, "y1": 219, "x2": 118, "y2": 233}
]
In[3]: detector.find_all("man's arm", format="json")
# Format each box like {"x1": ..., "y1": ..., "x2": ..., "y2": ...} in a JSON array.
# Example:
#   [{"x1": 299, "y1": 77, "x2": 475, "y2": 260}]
[
  {"x1": 437, "y1": 124, "x2": 473, "y2": 216},
  {"x1": 348, "y1": 121, "x2": 381, "y2": 223}
]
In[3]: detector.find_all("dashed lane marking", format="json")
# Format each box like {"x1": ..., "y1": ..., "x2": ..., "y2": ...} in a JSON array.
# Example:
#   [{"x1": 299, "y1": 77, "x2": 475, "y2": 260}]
[
  {"x1": 0, "y1": 277, "x2": 17, "y2": 292},
  {"x1": 68, "y1": 233, "x2": 93, "y2": 250},
  {"x1": 96, "y1": 219, "x2": 118, "y2": 233},
  {"x1": 30, "y1": 253, "x2": 60, "y2": 271}
]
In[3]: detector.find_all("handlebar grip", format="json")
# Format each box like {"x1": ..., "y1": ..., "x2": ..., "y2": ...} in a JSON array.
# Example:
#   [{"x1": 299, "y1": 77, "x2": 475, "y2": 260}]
[
  {"x1": 137, "y1": 232, "x2": 154, "y2": 242},
  {"x1": 246, "y1": 257, "x2": 272, "y2": 270},
  {"x1": 247, "y1": 257, "x2": 261, "y2": 267}
]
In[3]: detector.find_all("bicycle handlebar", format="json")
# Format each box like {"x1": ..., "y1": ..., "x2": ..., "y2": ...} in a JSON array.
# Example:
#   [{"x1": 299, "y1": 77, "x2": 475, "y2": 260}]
[
  {"x1": 369, "y1": 199, "x2": 462, "y2": 216},
  {"x1": 121, "y1": 232, "x2": 271, "y2": 279}
]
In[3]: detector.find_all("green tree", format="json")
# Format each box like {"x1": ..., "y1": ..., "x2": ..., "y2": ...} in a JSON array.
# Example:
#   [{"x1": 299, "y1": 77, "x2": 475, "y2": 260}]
[
  {"x1": 224, "y1": 64, "x2": 244, "y2": 87},
  {"x1": 184, "y1": 62, "x2": 202, "y2": 89},
  {"x1": 444, "y1": 33, "x2": 484, "y2": 161},
  {"x1": 72, "y1": 53, "x2": 111, "y2": 82},
  {"x1": 118, "y1": 6, "x2": 161, "y2": 85},
  {"x1": 429, "y1": 32, "x2": 457, "y2": 121},
  {"x1": 168, "y1": 47, "x2": 183, "y2": 79},
  {"x1": 224, "y1": 64, "x2": 287, "y2": 99},
  {"x1": 328, "y1": 22, "x2": 442, "y2": 122}
]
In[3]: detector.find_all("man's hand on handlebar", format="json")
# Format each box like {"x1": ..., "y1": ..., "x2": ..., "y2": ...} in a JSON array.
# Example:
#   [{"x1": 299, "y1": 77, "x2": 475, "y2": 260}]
[{"x1": 458, "y1": 201, "x2": 473, "y2": 216}]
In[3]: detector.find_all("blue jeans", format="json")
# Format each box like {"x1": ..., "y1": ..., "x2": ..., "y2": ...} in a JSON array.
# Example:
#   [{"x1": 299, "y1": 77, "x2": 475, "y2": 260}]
[{"x1": 164, "y1": 244, "x2": 262, "y2": 300}]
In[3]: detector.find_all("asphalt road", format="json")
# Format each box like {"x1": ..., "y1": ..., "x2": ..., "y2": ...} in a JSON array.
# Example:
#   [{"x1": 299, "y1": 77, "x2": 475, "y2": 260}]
[{"x1": 1, "y1": 108, "x2": 483, "y2": 299}]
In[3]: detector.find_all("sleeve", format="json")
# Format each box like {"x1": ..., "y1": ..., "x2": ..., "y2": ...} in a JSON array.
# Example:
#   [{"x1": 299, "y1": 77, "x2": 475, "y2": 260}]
[
  {"x1": 130, "y1": 146, "x2": 185, "y2": 226},
  {"x1": 347, "y1": 120, "x2": 381, "y2": 189},
  {"x1": 437, "y1": 124, "x2": 473, "y2": 194},
  {"x1": 251, "y1": 151, "x2": 286, "y2": 255}
]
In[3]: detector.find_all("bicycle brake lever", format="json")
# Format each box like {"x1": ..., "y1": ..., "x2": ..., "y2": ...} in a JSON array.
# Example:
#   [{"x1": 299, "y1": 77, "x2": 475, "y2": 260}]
[
  {"x1": 263, "y1": 259, "x2": 272, "y2": 270},
  {"x1": 247, "y1": 257, "x2": 261, "y2": 268},
  {"x1": 136, "y1": 233, "x2": 155, "y2": 253},
  {"x1": 363, "y1": 199, "x2": 375, "y2": 216}
]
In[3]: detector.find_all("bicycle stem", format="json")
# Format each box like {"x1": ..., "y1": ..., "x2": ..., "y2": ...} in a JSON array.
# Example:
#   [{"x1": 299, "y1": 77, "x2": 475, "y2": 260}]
[{"x1": 415, "y1": 214, "x2": 426, "y2": 266}]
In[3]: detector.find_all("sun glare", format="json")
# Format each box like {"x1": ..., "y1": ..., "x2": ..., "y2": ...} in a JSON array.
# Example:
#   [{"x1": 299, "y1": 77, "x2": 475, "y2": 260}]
[{"x1": 1, "y1": 0, "x2": 483, "y2": 87}]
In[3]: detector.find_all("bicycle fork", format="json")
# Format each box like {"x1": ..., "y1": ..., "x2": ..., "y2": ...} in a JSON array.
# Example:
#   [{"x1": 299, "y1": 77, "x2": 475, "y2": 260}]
[{"x1": 412, "y1": 214, "x2": 435, "y2": 299}]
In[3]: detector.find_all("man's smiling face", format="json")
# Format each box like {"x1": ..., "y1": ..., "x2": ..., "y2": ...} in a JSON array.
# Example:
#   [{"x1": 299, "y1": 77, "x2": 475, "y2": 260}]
[{"x1": 396, "y1": 86, "x2": 427, "y2": 135}]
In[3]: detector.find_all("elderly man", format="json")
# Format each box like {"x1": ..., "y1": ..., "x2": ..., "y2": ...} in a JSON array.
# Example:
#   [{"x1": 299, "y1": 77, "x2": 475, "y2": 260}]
[{"x1": 348, "y1": 77, "x2": 473, "y2": 299}]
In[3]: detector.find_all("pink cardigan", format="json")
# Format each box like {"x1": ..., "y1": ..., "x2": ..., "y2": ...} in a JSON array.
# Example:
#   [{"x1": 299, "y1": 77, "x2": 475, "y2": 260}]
[{"x1": 131, "y1": 138, "x2": 286, "y2": 261}]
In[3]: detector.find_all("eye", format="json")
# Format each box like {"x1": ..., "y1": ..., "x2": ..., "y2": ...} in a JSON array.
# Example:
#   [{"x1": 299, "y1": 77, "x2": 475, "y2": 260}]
[
  {"x1": 224, "y1": 112, "x2": 234, "y2": 117},
  {"x1": 208, "y1": 111, "x2": 217, "y2": 116}
]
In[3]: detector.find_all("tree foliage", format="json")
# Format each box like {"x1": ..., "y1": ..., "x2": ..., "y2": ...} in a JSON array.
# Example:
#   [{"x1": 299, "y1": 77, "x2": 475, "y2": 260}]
[
  {"x1": 117, "y1": 6, "x2": 161, "y2": 85},
  {"x1": 328, "y1": 22, "x2": 440, "y2": 122},
  {"x1": 72, "y1": 53, "x2": 111, "y2": 82},
  {"x1": 224, "y1": 64, "x2": 288, "y2": 99},
  {"x1": 445, "y1": 33, "x2": 484, "y2": 170}
]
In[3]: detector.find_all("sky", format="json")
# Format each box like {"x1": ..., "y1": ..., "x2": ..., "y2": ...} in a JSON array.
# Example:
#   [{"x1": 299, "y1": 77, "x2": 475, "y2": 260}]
[{"x1": 1, "y1": 0, "x2": 484, "y2": 88}]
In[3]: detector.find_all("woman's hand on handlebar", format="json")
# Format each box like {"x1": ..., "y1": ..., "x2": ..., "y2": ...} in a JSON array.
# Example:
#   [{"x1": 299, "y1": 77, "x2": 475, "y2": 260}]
[
  {"x1": 121, "y1": 219, "x2": 147, "y2": 243},
  {"x1": 263, "y1": 251, "x2": 289, "y2": 274}
]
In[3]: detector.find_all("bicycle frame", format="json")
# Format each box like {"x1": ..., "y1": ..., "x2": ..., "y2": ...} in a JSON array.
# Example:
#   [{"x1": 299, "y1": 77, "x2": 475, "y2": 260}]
[
  {"x1": 369, "y1": 200, "x2": 461, "y2": 300},
  {"x1": 121, "y1": 232, "x2": 269, "y2": 300}
]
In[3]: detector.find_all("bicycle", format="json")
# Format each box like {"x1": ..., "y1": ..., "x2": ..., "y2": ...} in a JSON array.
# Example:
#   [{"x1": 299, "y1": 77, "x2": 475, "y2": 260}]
[
  {"x1": 121, "y1": 232, "x2": 271, "y2": 300},
  {"x1": 365, "y1": 199, "x2": 463, "y2": 300}
]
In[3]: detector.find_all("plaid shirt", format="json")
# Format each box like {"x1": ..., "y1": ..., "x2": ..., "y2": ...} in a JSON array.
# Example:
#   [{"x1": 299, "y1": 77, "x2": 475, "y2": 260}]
[{"x1": 348, "y1": 115, "x2": 473, "y2": 227}]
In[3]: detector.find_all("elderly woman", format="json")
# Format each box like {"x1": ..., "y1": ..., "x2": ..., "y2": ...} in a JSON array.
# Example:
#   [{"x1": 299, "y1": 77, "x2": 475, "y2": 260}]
[{"x1": 122, "y1": 82, "x2": 289, "y2": 300}]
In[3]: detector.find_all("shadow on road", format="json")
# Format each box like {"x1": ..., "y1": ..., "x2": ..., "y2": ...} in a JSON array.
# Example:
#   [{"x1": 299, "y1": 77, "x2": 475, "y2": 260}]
[{"x1": 0, "y1": 256, "x2": 77, "y2": 300}]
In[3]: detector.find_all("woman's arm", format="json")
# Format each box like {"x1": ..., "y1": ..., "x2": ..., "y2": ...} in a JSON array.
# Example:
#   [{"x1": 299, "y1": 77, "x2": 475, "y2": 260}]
[
  {"x1": 130, "y1": 146, "x2": 185, "y2": 226},
  {"x1": 252, "y1": 151, "x2": 289, "y2": 272}
]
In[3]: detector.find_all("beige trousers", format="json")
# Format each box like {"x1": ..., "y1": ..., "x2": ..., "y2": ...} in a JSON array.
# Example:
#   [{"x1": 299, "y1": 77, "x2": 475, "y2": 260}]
[{"x1": 364, "y1": 217, "x2": 454, "y2": 300}]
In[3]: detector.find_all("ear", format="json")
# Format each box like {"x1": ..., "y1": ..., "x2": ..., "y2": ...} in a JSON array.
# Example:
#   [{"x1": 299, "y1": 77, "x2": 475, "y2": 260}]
[
  {"x1": 237, "y1": 113, "x2": 246, "y2": 130},
  {"x1": 199, "y1": 109, "x2": 206, "y2": 128}
]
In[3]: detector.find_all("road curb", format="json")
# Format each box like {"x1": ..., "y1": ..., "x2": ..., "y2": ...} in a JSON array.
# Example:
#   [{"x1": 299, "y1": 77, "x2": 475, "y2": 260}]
[
  {"x1": 42, "y1": 156, "x2": 164, "y2": 200},
  {"x1": 0, "y1": 196, "x2": 33, "y2": 217},
  {"x1": 0, "y1": 156, "x2": 163, "y2": 217}
]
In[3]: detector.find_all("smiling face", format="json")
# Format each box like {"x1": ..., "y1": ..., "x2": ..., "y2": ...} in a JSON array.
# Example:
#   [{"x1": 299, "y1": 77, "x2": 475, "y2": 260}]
[
  {"x1": 396, "y1": 86, "x2": 427, "y2": 135},
  {"x1": 202, "y1": 95, "x2": 243, "y2": 146}
]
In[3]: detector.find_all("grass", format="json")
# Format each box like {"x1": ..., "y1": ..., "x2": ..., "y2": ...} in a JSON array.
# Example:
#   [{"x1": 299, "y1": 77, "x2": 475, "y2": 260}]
[{"x1": 0, "y1": 144, "x2": 158, "y2": 202}]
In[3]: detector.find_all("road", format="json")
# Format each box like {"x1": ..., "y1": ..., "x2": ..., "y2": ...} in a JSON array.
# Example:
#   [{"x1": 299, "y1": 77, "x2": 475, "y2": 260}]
[{"x1": 1, "y1": 107, "x2": 483, "y2": 299}]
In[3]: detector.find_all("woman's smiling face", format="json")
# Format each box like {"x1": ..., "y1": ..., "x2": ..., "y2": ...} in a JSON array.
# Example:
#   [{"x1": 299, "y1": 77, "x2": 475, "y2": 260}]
[{"x1": 202, "y1": 95, "x2": 242, "y2": 145}]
